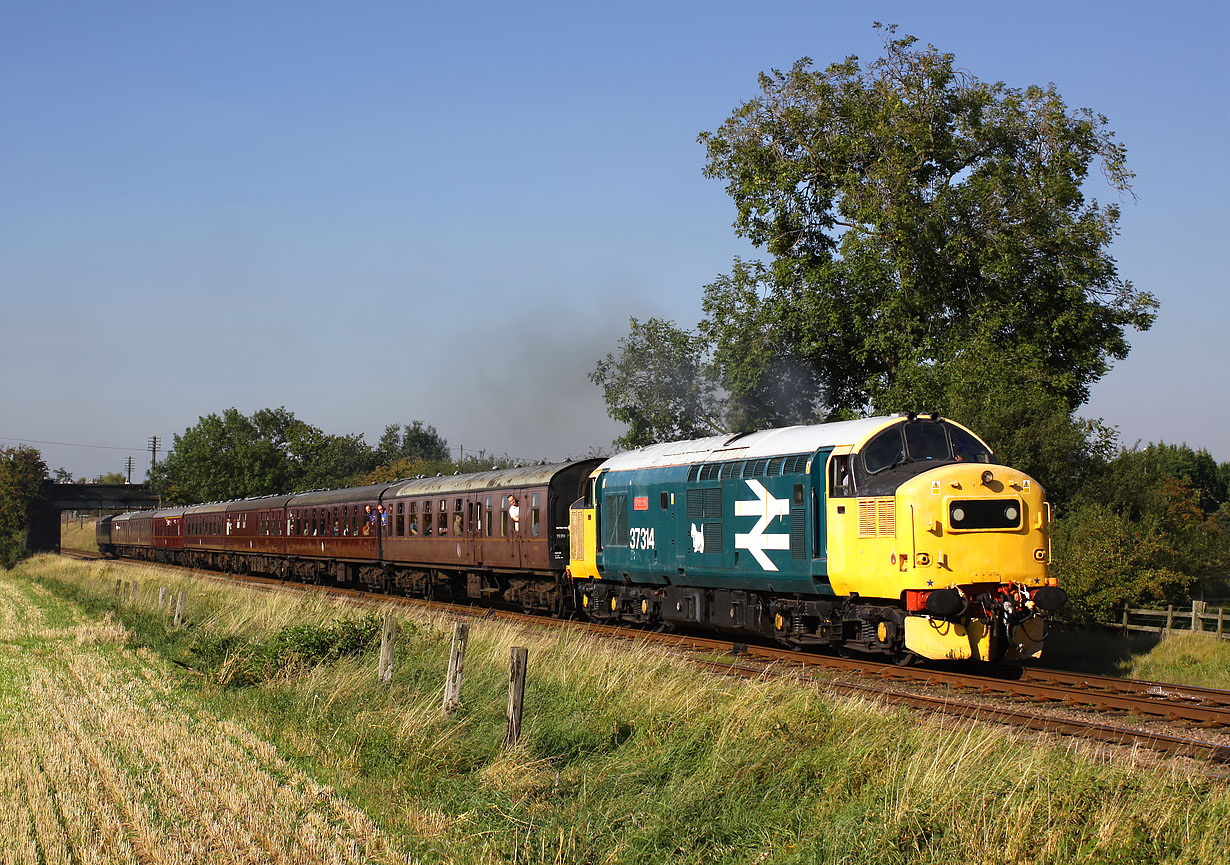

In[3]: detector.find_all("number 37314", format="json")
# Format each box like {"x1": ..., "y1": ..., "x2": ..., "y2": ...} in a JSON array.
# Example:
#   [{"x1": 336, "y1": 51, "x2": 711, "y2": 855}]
[{"x1": 629, "y1": 527, "x2": 656, "y2": 550}]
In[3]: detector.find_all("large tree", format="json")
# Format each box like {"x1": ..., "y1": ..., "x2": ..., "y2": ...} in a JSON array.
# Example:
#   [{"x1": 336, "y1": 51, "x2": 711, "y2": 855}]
[
  {"x1": 0, "y1": 445, "x2": 48, "y2": 567},
  {"x1": 374, "y1": 421, "x2": 451, "y2": 466},
  {"x1": 151, "y1": 407, "x2": 379, "y2": 504},
  {"x1": 595, "y1": 25, "x2": 1156, "y2": 447}
]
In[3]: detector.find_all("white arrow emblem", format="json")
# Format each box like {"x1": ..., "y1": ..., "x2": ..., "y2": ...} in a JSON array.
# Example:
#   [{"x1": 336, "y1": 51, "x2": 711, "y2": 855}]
[{"x1": 734, "y1": 479, "x2": 791, "y2": 571}]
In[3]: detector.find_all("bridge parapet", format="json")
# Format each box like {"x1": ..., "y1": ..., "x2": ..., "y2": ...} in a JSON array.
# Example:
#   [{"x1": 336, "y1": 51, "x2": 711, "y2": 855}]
[{"x1": 31, "y1": 482, "x2": 163, "y2": 552}]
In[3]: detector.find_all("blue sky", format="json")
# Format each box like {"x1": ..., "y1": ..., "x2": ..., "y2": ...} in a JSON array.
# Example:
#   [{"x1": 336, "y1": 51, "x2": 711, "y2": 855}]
[{"x1": 2, "y1": 0, "x2": 1227, "y2": 480}]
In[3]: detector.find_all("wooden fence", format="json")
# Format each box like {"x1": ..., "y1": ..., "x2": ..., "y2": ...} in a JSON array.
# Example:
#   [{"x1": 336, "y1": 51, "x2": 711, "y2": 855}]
[{"x1": 1117, "y1": 601, "x2": 1230, "y2": 639}]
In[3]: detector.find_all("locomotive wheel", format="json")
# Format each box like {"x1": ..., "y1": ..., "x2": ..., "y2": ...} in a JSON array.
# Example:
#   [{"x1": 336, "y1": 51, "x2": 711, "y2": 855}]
[{"x1": 893, "y1": 649, "x2": 918, "y2": 667}]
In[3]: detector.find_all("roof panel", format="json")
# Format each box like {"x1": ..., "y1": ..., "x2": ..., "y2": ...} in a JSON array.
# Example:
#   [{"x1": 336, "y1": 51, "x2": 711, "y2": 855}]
[{"x1": 599, "y1": 417, "x2": 906, "y2": 473}]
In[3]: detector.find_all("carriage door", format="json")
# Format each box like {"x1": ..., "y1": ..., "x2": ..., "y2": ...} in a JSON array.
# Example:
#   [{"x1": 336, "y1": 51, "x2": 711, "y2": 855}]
[{"x1": 464, "y1": 495, "x2": 481, "y2": 566}]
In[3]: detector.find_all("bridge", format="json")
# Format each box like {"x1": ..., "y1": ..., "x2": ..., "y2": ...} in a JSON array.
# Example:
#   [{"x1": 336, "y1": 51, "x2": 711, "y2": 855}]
[{"x1": 30, "y1": 481, "x2": 161, "y2": 552}]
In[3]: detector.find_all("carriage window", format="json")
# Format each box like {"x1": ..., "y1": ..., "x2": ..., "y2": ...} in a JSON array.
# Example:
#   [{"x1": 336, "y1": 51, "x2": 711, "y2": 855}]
[
  {"x1": 438, "y1": 500, "x2": 448, "y2": 534},
  {"x1": 395, "y1": 502, "x2": 404, "y2": 537},
  {"x1": 453, "y1": 499, "x2": 463, "y2": 536},
  {"x1": 423, "y1": 500, "x2": 433, "y2": 536},
  {"x1": 485, "y1": 497, "x2": 493, "y2": 537},
  {"x1": 409, "y1": 501, "x2": 419, "y2": 536},
  {"x1": 501, "y1": 497, "x2": 509, "y2": 537},
  {"x1": 531, "y1": 493, "x2": 541, "y2": 538}
]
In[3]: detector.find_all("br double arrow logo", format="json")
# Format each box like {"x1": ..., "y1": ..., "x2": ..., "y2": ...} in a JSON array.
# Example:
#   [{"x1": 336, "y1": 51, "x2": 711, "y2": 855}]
[{"x1": 734, "y1": 479, "x2": 791, "y2": 571}]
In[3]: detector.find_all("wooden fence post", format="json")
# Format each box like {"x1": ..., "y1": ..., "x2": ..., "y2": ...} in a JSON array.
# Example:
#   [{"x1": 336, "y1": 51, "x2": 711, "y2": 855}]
[
  {"x1": 504, "y1": 647, "x2": 529, "y2": 749},
  {"x1": 128, "y1": 580, "x2": 137, "y2": 603},
  {"x1": 114, "y1": 579, "x2": 122, "y2": 602},
  {"x1": 1122, "y1": 606, "x2": 1129, "y2": 635},
  {"x1": 378, "y1": 611, "x2": 395, "y2": 683},
  {"x1": 1193, "y1": 601, "x2": 1202, "y2": 634},
  {"x1": 173, "y1": 591, "x2": 185, "y2": 627},
  {"x1": 441, "y1": 623, "x2": 470, "y2": 713},
  {"x1": 1164, "y1": 604, "x2": 1174, "y2": 634},
  {"x1": 1219, "y1": 608, "x2": 1225, "y2": 638},
  {"x1": 158, "y1": 586, "x2": 167, "y2": 608}
]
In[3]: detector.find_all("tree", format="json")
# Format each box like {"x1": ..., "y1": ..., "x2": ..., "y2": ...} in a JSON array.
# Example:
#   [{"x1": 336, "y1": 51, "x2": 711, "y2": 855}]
[
  {"x1": 151, "y1": 407, "x2": 379, "y2": 504},
  {"x1": 374, "y1": 422, "x2": 451, "y2": 466},
  {"x1": 0, "y1": 445, "x2": 48, "y2": 568},
  {"x1": 590, "y1": 318, "x2": 724, "y2": 450},
  {"x1": 597, "y1": 25, "x2": 1155, "y2": 444}
]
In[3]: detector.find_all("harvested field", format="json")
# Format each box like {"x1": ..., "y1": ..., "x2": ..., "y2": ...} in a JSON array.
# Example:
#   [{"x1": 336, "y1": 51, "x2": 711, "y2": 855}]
[{"x1": 0, "y1": 571, "x2": 407, "y2": 864}]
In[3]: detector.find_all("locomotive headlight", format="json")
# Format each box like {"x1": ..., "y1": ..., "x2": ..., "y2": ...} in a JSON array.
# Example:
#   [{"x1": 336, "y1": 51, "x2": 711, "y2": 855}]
[
  {"x1": 951, "y1": 507, "x2": 966, "y2": 523},
  {"x1": 981, "y1": 470, "x2": 995, "y2": 485},
  {"x1": 1004, "y1": 505, "x2": 1019, "y2": 521}
]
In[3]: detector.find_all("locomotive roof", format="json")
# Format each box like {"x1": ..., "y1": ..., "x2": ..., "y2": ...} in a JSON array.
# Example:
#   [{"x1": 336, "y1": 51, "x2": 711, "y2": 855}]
[
  {"x1": 599, "y1": 416, "x2": 928, "y2": 473},
  {"x1": 384, "y1": 460, "x2": 597, "y2": 499}
]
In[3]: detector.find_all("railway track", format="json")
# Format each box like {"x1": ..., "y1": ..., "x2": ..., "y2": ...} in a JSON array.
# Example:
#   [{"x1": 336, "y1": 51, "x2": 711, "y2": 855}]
[{"x1": 59, "y1": 549, "x2": 1230, "y2": 767}]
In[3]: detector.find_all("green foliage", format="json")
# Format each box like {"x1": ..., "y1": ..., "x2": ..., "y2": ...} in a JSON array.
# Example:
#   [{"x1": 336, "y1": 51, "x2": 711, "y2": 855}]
[
  {"x1": 1054, "y1": 443, "x2": 1230, "y2": 623},
  {"x1": 0, "y1": 445, "x2": 48, "y2": 568},
  {"x1": 1052, "y1": 503, "x2": 1196, "y2": 625},
  {"x1": 696, "y1": 24, "x2": 1155, "y2": 418},
  {"x1": 222, "y1": 615, "x2": 386, "y2": 686},
  {"x1": 596, "y1": 25, "x2": 1154, "y2": 447},
  {"x1": 375, "y1": 421, "x2": 451, "y2": 466},
  {"x1": 590, "y1": 317, "x2": 725, "y2": 449},
  {"x1": 151, "y1": 407, "x2": 380, "y2": 503}
]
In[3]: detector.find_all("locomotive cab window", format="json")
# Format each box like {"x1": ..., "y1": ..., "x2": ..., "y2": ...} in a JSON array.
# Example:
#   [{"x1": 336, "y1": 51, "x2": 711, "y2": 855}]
[
  {"x1": 829, "y1": 455, "x2": 855, "y2": 497},
  {"x1": 905, "y1": 421, "x2": 949, "y2": 462},
  {"x1": 949, "y1": 426, "x2": 992, "y2": 463},
  {"x1": 862, "y1": 428, "x2": 904, "y2": 474}
]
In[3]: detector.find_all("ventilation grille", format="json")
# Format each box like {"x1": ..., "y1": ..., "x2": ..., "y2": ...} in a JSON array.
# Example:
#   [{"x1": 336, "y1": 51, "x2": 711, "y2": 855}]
[
  {"x1": 791, "y1": 508, "x2": 805, "y2": 558},
  {"x1": 569, "y1": 507, "x2": 585, "y2": 562},
  {"x1": 858, "y1": 497, "x2": 897, "y2": 538}
]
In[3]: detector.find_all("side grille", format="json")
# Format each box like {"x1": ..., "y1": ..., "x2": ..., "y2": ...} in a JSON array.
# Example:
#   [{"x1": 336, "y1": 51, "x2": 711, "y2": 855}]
[
  {"x1": 569, "y1": 508, "x2": 585, "y2": 562},
  {"x1": 858, "y1": 498, "x2": 897, "y2": 538}
]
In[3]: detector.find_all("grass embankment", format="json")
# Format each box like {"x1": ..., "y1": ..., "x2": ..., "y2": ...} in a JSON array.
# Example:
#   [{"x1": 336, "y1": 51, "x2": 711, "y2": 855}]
[
  {"x1": 1044, "y1": 628, "x2": 1230, "y2": 690},
  {"x1": 58, "y1": 516, "x2": 99, "y2": 552},
  {"x1": 4, "y1": 556, "x2": 1230, "y2": 864}
]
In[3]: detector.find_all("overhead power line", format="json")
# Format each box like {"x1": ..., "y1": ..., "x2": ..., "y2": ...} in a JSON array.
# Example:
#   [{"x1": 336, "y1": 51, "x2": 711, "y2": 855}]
[{"x1": 0, "y1": 435, "x2": 146, "y2": 452}]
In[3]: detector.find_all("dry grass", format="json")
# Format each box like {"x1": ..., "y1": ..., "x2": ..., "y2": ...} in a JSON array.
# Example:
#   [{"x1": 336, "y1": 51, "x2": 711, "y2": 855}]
[
  {"x1": 59, "y1": 515, "x2": 100, "y2": 552},
  {"x1": 0, "y1": 562, "x2": 410, "y2": 863}
]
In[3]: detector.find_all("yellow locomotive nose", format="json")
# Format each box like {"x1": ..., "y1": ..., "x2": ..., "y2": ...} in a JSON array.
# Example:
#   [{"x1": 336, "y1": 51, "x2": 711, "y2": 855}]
[{"x1": 895, "y1": 464, "x2": 1054, "y2": 661}]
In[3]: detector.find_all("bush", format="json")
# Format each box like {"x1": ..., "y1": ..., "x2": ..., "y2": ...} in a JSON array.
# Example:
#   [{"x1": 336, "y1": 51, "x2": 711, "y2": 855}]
[
  {"x1": 1051, "y1": 503, "x2": 1195, "y2": 625},
  {"x1": 203, "y1": 615, "x2": 388, "y2": 686}
]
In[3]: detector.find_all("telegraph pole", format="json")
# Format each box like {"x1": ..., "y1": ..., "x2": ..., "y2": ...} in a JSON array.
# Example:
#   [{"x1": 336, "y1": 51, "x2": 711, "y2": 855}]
[
  {"x1": 125, "y1": 456, "x2": 134, "y2": 483},
  {"x1": 148, "y1": 435, "x2": 160, "y2": 478}
]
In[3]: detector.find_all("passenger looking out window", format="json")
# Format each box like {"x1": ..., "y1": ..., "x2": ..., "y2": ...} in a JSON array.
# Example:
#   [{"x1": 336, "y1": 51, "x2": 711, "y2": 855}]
[{"x1": 507, "y1": 495, "x2": 521, "y2": 533}]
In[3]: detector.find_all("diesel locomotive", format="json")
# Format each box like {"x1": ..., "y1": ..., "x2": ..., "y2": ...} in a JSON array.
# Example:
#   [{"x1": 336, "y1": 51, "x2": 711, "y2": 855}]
[{"x1": 98, "y1": 413, "x2": 1065, "y2": 663}]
